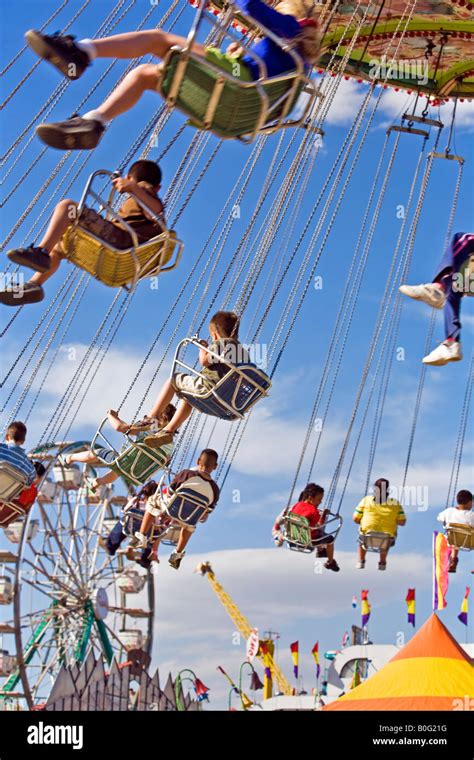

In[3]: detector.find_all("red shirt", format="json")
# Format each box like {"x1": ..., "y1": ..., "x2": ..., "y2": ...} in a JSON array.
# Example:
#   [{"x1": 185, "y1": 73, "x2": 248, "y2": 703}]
[
  {"x1": 17, "y1": 484, "x2": 38, "y2": 508},
  {"x1": 290, "y1": 501, "x2": 321, "y2": 527}
]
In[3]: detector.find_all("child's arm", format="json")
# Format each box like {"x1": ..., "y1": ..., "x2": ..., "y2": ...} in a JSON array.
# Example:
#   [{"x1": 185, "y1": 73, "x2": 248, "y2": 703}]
[
  {"x1": 236, "y1": 0, "x2": 302, "y2": 39},
  {"x1": 112, "y1": 177, "x2": 164, "y2": 218},
  {"x1": 198, "y1": 339, "x2": 213, "y2": 368}
]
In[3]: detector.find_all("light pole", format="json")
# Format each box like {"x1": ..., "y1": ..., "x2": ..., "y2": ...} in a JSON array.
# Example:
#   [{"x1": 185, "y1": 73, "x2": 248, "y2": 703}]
[{"x1": 174, "y1": 669, "x2": 209, "y2": 711}]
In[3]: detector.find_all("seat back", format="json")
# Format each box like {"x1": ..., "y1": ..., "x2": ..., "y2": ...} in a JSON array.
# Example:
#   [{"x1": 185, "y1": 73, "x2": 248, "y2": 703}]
[
  {"x1": 160, "y1": 50, "x2": 303, "y2": 139},
  {"x1": 284, "y1": 513, "x2": 313, "y2": 553},
  {"x1": 446, "y1": 523, "x2": 474, "y2": 550},
  {"x1": 164, "y1": 487, "x2": 211, "y2": 530},
  {"x1": 181, "y1": 364, "x2": 272, "y2": 421},
  {"x1": 359, "y1": 531, "x2": 394, "y2": 552},
  {"x1": 121, "y1": 504, "x2": 165, "y2": 542},
  {"x1": 0, "y1": 462, "x2": 29, "y2": 502},
  {"x1": 110, "y1": 442, "x2": 169, "y2": 487},
  {"x1": 61, "y1": 226, "x2": 179, "y2": 288}
]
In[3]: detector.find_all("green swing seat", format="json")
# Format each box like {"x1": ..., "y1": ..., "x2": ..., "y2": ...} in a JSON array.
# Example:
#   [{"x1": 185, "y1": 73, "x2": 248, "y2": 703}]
[
  {"x1": 284, "y1": 513, "x2": 314, "y2": 553},
  {"x1": 160, "y1": 48, "x2": 305, "y2": 141},
  {"x1": 91, "y1": 417, "x2": 172, "y2": 488}
]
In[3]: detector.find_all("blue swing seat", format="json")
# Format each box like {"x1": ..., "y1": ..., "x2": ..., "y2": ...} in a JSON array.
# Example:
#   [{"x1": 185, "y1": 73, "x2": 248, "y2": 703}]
[
  {"x1": 164, "y1": 487, "x2": 212, "y2": 531},
  {"x1": 172, "y1": 337, "x2": 272, "y2": 421},
  {"x1": 121, "y1": 504, "x2": 166, "y2": 543}
]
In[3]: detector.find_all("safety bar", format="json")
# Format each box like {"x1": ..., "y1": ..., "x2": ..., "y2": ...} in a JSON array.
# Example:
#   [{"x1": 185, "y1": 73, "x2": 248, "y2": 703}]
[
  {"x1": 75, "y1": 169, "x2": 177, "y2": 290},
  {"x1": 171, "y1": 336, "x2": 271, "y2": 396}
]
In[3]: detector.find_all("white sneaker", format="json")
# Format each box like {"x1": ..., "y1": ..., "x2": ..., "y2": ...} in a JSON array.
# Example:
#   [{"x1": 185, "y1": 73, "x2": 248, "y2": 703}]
[
  {"x1": 356, "y1": 560, "x2": 365, "y2": 569},
  {"x1": 422, "y1": 341, "x2": 463, "y2": 366},
  {"x1": 399, "y1": 283, "x2": 446, "y2": 309},
  {"x1": 133, "y1": 531, "x2": 148, "y2": 549},
  {"x1": 378, "y1": 562, "x2": 387, "y2": 571}
]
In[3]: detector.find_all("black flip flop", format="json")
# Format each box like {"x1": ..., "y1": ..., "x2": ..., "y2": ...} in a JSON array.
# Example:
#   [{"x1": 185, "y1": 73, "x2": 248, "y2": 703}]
[{"x1": 0, "y1": 283, "x2": 44, "y2": 307}]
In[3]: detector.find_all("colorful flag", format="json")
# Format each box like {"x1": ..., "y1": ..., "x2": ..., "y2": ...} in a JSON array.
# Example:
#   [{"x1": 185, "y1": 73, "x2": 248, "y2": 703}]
[
  {"x1": 311, "y1": 642, "x2": 320, "y2": 680},
  {"x1": 406, "y1": 588, "x2": 416, "y2": 627},
  {"x1": 290, "y1": 641, "x2": 299, "y2": 679},
  {"x1": 458, "y1": 587, "x2": 470, "y2": 626},
  {"x1": 342, "y1": 631, "x2": 350, "y2": 648},
  {"x1": 433, "y1": 531, "x2": 450, "y2": 610},
  {"x1": 361, "y1": 589, "x2": 371, "y2": 627},
  {"x1": 351, "y1": 595, "x2": 357, "y2": 609}
]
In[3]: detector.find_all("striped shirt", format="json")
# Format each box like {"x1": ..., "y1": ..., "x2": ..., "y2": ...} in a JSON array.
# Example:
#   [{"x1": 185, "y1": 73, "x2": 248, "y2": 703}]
[{"x1": 0, "y1": 442, "x2": 36, "y2": 485}]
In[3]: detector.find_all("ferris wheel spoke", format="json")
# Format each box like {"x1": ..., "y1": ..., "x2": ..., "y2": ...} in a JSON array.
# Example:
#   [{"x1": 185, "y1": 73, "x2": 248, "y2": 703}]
[
  {"x1": 36, "y1": 504, "x2": 86, "y2": 592},
  {"x1": 21, "y1": 555, "x2": 83, "y2": 603}
]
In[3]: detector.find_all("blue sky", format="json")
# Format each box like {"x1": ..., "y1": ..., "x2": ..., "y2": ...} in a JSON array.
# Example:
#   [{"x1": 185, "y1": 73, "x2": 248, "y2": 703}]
[{"x1": 1, "y1": 0, "x2": 473, "y2": 708}]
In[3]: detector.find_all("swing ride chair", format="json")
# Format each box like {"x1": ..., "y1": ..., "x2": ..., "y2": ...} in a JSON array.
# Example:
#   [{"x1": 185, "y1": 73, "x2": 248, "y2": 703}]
[
  {"x1": 61, "y1": 169, "x2": 183, "y2": 290},
  {"x1": 0, "y1": 462, "x2": 30, "y2": 526},
  {"x1": 121, "y1": 502, "x2": 165, "y2": 545},
  {"x1": 91, "y1": 416, "x2": 170, "y2": 488},
  {"x1": 283, "y1": 511, "x2": 343, "y2": 554},
  {"x1": 358, "y1": 531, "x2": 395, "y2": 553},
  {"x1": 158, "y1": 0, "x2": 319, "y2": 142},
  {"x1": 171, "y1": 335, "x2": 272, "y2": 421},
  {"x1": 445, "y1": 523, "x2": 473, "y2": 552},
  {"x1": 163, "y1": 486, "x2": 212, "y2": 533}
]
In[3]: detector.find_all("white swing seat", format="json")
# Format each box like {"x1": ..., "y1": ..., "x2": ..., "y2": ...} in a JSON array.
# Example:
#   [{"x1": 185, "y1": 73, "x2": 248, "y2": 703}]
[
  {"x1": 358, "y1": 531, "x2": 395, "y2": 552},
  {"x1": 446, "y1": 523, "x2": 473, "y2": 551}
]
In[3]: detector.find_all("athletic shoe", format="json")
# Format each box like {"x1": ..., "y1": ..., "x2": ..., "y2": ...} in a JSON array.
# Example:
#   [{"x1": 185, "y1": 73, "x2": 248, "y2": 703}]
[
  {"x1": 36, "y1": 115, "x2": 105, "y2": 151},
  {"x1": 143, "y1": 431, "x2": 174, "y2": 448},
  {"x1": 356, "y1": 560, "x2": 365, "y2": 569},
  {"x1": 133, "y1": 532, "x2": 148, "y2": 550},
  {"x1": 0, "y1": 282, "x2": 44, "y2": 306},
  {"x1": 7, "y1": 246, "x2": 51, "y2": 273},
  {"x1": 169, "y1": 551, "x2": 185, "y2": 570},
  {"x1": 378, "y1": 562, "x2": 387, "y2": 571},
  {"x1": 98, "y1": 537, "x2": 113, "y2": 556},
  {"x1": 324, "y1": 559, "x2": 340, "y2": 572},
  {"x1": 399, "y1": 282, "x2": 446, "y2": 309},
  {"x1": 25, "y1": 30, "x2": 90, "y2": 80},
  {"x1": 422, "y1": 340, "x2": 463, "y2": 366}
]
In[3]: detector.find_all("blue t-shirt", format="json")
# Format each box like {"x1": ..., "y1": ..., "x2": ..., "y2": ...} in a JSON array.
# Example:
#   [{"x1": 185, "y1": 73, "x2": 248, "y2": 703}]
[
  {"x1": 0, "y1": 442, "x2": 36, "y2": 485},
  {"x1": 236, "y1": 0, "x2": 307, "y2": 79}
]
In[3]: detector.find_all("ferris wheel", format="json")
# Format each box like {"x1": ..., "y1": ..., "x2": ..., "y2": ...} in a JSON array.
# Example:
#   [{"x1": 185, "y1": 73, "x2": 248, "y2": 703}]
[{"x1": 0, "y1": 442, "x2": 154, "y2": 709}]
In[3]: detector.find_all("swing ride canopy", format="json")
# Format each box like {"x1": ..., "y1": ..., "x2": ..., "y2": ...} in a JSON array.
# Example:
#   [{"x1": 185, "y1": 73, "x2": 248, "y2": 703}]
[{"x1": 324, "y1": 614, "x2": 474, "y2": 711}]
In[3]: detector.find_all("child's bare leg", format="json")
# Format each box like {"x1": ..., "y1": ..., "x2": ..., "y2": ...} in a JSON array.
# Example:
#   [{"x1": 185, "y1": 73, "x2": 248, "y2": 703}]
[
  {"x1": 138, "y1": 510, "x2": 154, "y2": 538},
  {"x1": 38, "y1": 199, "x2": 78, "y2": 253},
  {"x1": 90, "y1": 30, "x2": 206, "y2": 60},
  {"x1": 176, "y1": 528, "x2": 192, "y2": 554},
  {"x1": 148, "y1": 379, "x2": 176, "y2": 419},
  {"x1": 30, "y1": 245, "x2": 62, "y2": 286},
  {"x1": 163, "y1": 399, "x2": 193, "y2": 433},
  {"x1": 379, "y1": 549, "x2": 388, "y2": 565},
  {"x1": 148, "y1": 537, "x2": 161, "y2": 562},
  {"x1": 357, "y1": 545, "x2": 366, "y2": 562},
  {"x1": 95, "y1": 470, "x2": 119, "y2": 487},
  {"x1": 66, "y1": 450, "x2": 100, "y2": 466},
  {"x1": 326, "y1": 543, "x2": 335, "y2": 561}
]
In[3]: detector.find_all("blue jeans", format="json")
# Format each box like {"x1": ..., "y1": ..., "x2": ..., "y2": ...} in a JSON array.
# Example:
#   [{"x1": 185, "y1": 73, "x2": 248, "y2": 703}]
[
  {"x1": 434, "y1": 233, "x2": 474, "y2": 341},
  {"x1": 106, "y1": 520, "x2": 151, "y2": 569}
]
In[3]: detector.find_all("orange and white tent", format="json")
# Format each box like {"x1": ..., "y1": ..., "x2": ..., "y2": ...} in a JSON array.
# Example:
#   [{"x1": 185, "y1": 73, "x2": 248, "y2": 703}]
[{"x1": 324, "y1": 614, "x2": 474, "y2": 711}]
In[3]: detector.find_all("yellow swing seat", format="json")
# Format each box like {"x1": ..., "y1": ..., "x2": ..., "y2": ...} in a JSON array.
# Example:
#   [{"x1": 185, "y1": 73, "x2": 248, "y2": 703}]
[{"x1": 61, "y1": 169, "x2": 183, "y2": 289}]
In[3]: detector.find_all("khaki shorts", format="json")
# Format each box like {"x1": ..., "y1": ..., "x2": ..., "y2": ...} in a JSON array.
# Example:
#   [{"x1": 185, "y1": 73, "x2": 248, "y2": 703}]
[{"x1": 172, "y1": 372, "x2": 218, "y2": 397}]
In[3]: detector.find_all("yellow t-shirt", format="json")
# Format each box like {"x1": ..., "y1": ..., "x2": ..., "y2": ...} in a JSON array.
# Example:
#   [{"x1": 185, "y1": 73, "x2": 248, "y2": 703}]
[{"x1": 353, "y1": 496, "x2": 406, "y2": 537}]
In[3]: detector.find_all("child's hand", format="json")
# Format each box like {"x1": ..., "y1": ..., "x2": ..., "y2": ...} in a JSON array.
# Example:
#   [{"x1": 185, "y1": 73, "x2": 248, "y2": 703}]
[
  {"x1": 112, "y1": 177, "x2": 137, "y2": 194},
  {"x1": 198, "y1": 339, "x2": 209, "y2": 348},
  {"x1": 226, "y1": 42, "x2": 244, "y2": 59}
]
